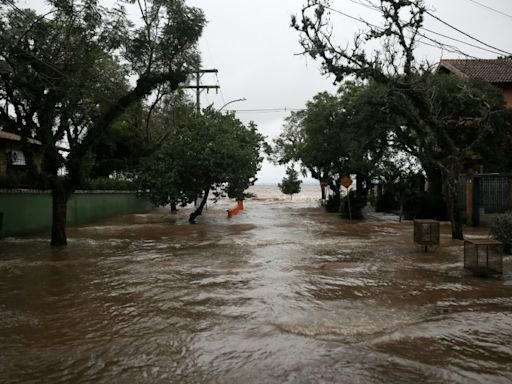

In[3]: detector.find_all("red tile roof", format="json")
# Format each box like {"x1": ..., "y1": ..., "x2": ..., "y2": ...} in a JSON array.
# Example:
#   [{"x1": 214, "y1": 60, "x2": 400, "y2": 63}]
[{"x1": 438, "y1": 59, "x2": 512, "y2": 83}]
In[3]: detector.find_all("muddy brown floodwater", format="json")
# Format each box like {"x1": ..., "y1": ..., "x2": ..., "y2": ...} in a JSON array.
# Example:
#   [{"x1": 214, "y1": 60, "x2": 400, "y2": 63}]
[{"x1": 1, "y1": 185, "x2": 512, "y2": 384}]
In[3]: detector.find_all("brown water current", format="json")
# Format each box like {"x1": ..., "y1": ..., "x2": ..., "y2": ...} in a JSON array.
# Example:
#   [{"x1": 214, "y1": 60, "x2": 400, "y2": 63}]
[{"x1": 1, "y1": 185, "x2": 512, "y2": 383}]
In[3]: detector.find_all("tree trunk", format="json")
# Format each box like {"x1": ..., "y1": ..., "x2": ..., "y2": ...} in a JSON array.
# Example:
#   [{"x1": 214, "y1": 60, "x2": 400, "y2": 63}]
[
  {"x1": 356, "y1": 174, "x2": 364, "y2": 197},
  {"x1": 51, "y1": 187, "x2": 69, "y2": 246},
  {"x1": 447, "y1": 194, "x2": 464, "y2": 239},
  {"x1": 444, "y1": 174, "x2": 464, "y2": 240},
  {"x1": 189, "y1": 188, "x2": 210, "y2": 223},
  {"x1": 424, "y1": 166, "x2": 446, "y2": 220},
  {"x1": 170, "y1": 201, "x2": 178, "y2": 213},
  {"x1": 399, "y1": 196, "x2": 404, "y2": 223}
]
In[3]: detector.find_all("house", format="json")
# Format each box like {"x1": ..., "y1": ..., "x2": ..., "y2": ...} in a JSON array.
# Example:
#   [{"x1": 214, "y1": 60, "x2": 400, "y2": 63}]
[
  {"x1": 0, "y1": 130, "x2": 42, "y2": 178},
  {"x1": 438, "y1": 59, "x2": 512, "y2": 226},
  {"x1": 438, "y1": 58, "x2": 512, "y2": 108}
]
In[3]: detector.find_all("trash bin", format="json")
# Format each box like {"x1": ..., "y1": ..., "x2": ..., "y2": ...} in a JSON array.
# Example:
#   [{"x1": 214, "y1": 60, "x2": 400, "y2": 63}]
[
  {"x1": 464, "y1": 239, "x2": 503, "y2": 276},
  {"x1": 413, "y1": 219, "x2": 440, "y2": 252}
]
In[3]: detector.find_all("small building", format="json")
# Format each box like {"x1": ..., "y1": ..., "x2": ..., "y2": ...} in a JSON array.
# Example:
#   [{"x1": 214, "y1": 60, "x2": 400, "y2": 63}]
[
  {"x1": 0, "y1": 130, "x2": 43, "y2": 178},
  {"x1": 438, "y1": 58, "x2": 512, "y2": 108}
]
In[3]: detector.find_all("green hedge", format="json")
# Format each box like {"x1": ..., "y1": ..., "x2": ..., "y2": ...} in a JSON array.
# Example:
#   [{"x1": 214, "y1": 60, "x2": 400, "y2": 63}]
[{"x1": 489, "y1": 212, "x2": 512, "y2": 254}]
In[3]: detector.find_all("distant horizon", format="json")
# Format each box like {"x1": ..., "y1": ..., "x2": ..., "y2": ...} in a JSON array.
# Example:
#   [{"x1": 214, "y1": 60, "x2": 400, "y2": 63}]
[{"x1": 254, "y1": 180, "x2": 318, "y2": 186}]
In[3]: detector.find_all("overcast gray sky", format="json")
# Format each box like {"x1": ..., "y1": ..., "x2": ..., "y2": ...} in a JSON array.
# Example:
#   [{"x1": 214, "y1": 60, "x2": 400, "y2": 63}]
[{"x1": 18, "y1": 0, "x2": 512, "y2": 183}]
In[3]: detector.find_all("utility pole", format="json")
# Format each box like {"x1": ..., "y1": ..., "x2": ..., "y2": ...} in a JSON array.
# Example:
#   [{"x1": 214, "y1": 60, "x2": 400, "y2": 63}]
[{"x1": 182, "y1": 69, "x2": 220, "y2": 114}]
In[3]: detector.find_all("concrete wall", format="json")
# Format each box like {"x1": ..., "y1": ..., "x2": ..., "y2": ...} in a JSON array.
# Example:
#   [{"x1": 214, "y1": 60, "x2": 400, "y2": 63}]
[{"x1": 0, "y1": 190, "x2": 154, "y2": 237}]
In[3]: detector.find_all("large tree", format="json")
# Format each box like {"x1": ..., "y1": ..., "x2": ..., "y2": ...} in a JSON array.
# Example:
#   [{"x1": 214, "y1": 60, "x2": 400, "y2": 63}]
[
  {"x1": 0, "y1": 0, "x2": 205, "y2": 245},
  {"x1": 90, "y1": 91, "x2": 194, "y2": 179},
  {"x1": 143, "y1": 107, "x2": 266, "y2": 223}
]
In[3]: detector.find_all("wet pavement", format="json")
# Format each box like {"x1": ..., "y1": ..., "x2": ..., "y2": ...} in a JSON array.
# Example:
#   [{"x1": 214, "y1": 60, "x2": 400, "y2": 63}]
[{"x1": 1, "y1": 186, "x2": 511, "y2": 383}]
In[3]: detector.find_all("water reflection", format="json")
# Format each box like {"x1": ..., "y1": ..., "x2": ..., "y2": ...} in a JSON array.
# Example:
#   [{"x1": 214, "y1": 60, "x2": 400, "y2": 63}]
[{"x1": 1, "y1": 185, "x2": 511, "y2": 383}]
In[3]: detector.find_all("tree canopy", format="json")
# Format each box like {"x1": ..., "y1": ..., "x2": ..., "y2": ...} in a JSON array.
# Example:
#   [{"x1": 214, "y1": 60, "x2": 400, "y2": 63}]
[
  {"x1": 290, "y1": 0, "x2": 512, "y2": 238},
  {"x1": 143, "y1": 107, "x2": 266, "y2": 223},
  {"x1": 0, "y1": 0, "x2": 205, "y2": 244},
  {"x1": 273, "y1": 82, "x2": 391, "y2": 210}
]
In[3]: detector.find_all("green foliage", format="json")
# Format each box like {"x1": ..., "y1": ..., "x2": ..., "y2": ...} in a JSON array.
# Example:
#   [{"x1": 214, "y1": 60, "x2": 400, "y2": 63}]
[
  {"x1": 0, "y1": 173, "x2": 34, "y2": 189},
  {"x1": 489, "y1": 213, "x2": 512, "y2": 254},
  {"x1": 0, "y1": 0, "x2": 205, "y2": 244},
  {"x1": 325, "y1": 194, "x2": 340, "y2": 213},
  {"x1": 403, "y1": 192, "x2": 446, "y2": 221},
  {"x1": 341, "y1": 190, "x2": 366, "y2": 219},
  {"x1": 142, "y1": 108, "x2": 266, "y2": 207},
  {"x1": 278, "y1": 166, "x2": 302, "y2": 199},
  {"x1": 273, "y1": 82, "x2": 391, "y2": 206},
  {"x1": 80, "y1": 178, "x2": 136, "y2": 191},
  {"x1": 375, "y1": 191, "x2": 399, "y2": 213}
]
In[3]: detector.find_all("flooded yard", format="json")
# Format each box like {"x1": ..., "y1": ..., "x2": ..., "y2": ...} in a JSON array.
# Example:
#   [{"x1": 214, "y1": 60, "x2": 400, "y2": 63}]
[{"x1": 1, "y1": 185, "x2": 511, "y2": 383}]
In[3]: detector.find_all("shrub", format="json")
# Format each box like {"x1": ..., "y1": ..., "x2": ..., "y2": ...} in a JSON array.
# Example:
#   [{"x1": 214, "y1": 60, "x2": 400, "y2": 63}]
[
  {"x1": 81, "y1": 178, "x2": 136, "y2": 191},
  {"x1": 0, "y1": 173, "x2": 43, "y2": 189},
  {"x1": 375, "y1": 191, "x2": 399, "y2": 212},
  {"x1": 325, "y1": 194, "x2": 340, "y2": 212},
  {"x1": 489, "y1": 212, "x2": 512, "y2": 254},
  {"x1": 403, "y1": 192, "x2": 447, "y2": 220},
  {"x1": 340, "y1": 191, "x2": 366, "y2": 219}
]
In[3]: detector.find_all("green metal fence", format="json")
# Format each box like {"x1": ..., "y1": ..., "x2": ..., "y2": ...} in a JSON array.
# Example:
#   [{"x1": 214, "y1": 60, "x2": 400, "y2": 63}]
[{"x1": 0, "y1": 190, "x2": 154, "y2": 237}]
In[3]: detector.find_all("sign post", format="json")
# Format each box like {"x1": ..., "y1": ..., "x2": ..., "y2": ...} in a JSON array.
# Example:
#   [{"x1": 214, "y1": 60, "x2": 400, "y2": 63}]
[{"x1": 340, "y1": 176, "x2": 353, "y2": 220}]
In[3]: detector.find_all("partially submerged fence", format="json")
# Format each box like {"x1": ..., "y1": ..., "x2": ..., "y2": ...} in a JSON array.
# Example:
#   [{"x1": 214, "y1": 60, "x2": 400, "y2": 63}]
[
  {"x1": 0, "y1": 190, "x2": 154, "y2": 238},
  {"x1": 459, "y1": 173, "x2": 512, "y2": 226}
]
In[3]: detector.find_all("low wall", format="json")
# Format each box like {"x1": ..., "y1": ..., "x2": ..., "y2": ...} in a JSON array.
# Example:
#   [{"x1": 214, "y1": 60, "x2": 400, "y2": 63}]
[{"x1": 0, "y1": 190, "x2": 154, "y2": 237}]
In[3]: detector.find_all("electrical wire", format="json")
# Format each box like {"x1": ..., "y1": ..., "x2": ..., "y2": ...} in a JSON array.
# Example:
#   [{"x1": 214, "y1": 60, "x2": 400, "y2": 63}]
[
  {"x1": 340, "y1": 0, "x2": 505, "y2": 56},
  {"x1": 461, "y1": 0, "x2": 512, "y2": 19},
  {"x1": 3, "y1": 0, "x2": 34, "y2": 20},
  {"x1": 226, "y1": 108, "x2": 303, "y2": 114},
  {"x1": 424, "y1": 9, "x2": 512, "y2": 56},
  {"x1": 326, "y1": 6, "x2": 476, "y2": 58}
]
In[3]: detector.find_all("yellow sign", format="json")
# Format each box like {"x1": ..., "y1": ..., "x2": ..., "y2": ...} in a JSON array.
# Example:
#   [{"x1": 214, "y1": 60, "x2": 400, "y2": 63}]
[{"x1": 340, "y1": 176, "x2": 352, "y2": 188}]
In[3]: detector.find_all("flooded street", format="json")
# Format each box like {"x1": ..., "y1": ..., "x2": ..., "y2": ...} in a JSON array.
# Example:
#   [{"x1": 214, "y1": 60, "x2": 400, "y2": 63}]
[{"x1": 1, "y1": 185, "x2": 512, "y2": 383}]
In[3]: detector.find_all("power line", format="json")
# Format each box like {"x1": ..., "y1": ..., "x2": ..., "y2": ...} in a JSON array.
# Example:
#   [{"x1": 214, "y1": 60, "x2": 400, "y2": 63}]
[
  {"x1": 461, "y1": 0, "x2": 512, "y2": 19},
  {"x1": 3, "y1": 0, "x2": 34, "y2": 20},
  {"x1": 424, "y1": 10, "x2": 512, "y2": 56},
  {"x1": 227, "y1": 108, "x2": 303, "y2": 113},
  {"x1": 420, "y1": 27, "x2": 504, "y2": 56},
  {"x1": 327, "y1": 3, "x2": 512, "y2": 59},
  {"x1": 340, "y1": 0, "x2": 505, "y2": 56},
  {"x1": 326, "y1": 6, "x2": 476, "y2": 58}
]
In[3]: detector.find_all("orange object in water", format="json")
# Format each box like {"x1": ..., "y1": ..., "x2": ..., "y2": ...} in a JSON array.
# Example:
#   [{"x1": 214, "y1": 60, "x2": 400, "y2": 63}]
[{"x1": 227, "y1": 200, "x2": 244, "y2": 218}]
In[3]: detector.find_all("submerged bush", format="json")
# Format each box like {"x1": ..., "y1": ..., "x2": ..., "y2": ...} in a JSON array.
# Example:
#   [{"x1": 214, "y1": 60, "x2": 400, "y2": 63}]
[
  {"x1": 325, "y1": 194, "x2": 340, "y2": 212},
  {"x1": 489, "y1": 212, "x2": 512, "y2": 254},
  {"x1": 340, "y1": 191, "x2": 366, "y2": 219}
]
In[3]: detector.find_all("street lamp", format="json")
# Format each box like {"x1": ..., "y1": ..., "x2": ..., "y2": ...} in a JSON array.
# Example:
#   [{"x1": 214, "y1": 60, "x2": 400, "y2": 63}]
[{"x1": 219, "y1": 98, "x2": 247, "y2": 111}]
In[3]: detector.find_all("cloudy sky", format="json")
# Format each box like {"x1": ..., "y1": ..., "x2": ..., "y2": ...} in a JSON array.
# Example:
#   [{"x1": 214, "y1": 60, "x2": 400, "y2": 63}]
[{"x1": 17, "y1": 0, "x2": 512, "y2": 183}]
